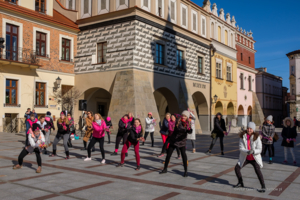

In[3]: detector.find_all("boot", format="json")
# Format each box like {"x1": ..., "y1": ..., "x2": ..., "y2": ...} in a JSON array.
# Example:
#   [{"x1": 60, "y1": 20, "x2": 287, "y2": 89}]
[
  {"x1": 205, "y1": 150, "x2": 211, "y2": 155},
  {"x1": 183, "y1": 171, "x2": 188, "y2": 177},
  {"x1": 159, "y1": 169, "x2": 167, "y2": 174},
  {"x1": 258, "y1": 184, "x2": 266, "y2": 193},
  {"x1": 142, "y1": 142, "x2": 145, "y2": 145},
  {"x1": 111, "y1": 152, "x2": 118, "y2": 156},
  {"x1": 234, "y1": 178, "x2": 244, "y2": 188}
]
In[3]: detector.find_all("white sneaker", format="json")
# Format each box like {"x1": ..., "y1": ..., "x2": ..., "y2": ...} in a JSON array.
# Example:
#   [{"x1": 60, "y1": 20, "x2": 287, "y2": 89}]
[
  {"x1": 101, "y1": 159, "x2": 106, "y2": 164},
  {"x1": 84, "y1": 157, "x2": 91, "y2": 161}
]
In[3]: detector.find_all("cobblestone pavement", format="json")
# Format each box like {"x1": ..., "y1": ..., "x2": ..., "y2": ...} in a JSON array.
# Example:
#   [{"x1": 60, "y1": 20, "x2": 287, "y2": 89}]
[{"x1": 0, "y1": 132, "x2": 299, "y2": 200}]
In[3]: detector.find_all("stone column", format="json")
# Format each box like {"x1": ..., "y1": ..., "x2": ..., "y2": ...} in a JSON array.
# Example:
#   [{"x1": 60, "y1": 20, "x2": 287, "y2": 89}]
[{"x1": 252, "y1": 92, "x2": 264, "y2": 125}]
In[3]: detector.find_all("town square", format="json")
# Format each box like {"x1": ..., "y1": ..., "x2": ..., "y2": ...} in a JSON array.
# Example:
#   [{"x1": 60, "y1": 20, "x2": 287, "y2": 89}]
[{"x1": 0, "y1": 0, "x2": 299, "y2": 199}]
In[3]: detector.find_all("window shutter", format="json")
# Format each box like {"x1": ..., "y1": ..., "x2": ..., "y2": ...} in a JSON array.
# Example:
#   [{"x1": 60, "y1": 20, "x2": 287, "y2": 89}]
[
  {"x1": 182, "y1": 8, "x2": 186, "y2": 26},
  {"x1": 144, "y1": 0, "x2": 148, "y2": 7},
  {"x1": 84, "y1": 0, "x2": 89, "y2": 14},
  {"x1": 120, "y1": 0, "x2": 125, "y2": 5},
  {"x1": 202, "y1": 18, "x2": 205, "y2": 35},
  {"x1": 101, "y1": 0, "x2": 106, "y2": 10},
  {"x1": 193, "y1": 13, "x2": 196, "y2": 31},
  {"x1": 171, "y1": 2, "x2": 175, "y2": 20}
]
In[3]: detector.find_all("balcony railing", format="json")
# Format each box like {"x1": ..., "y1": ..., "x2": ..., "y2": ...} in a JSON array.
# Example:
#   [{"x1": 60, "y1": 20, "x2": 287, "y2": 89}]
[{"x1": 0, "y1": 47, "x2": 40, "y2": 65}]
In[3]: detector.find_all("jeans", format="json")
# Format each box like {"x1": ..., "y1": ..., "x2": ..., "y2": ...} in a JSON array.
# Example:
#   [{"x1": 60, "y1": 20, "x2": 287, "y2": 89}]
[
  {"x1": 144, "y1": 131, "x2": 154, "y2": 146},
  {"x1": 235, "y1": 160, "x2": 265, "y2": 186},
  {"x1": 163, "y1": 145, "x2": 187, "y2": 172},
  {"x1": 209, "y1": 137, "x2": 224, "y2": 151},
  {"x1": 18, "y1": 148, "x2": 41, "y2": 166}
]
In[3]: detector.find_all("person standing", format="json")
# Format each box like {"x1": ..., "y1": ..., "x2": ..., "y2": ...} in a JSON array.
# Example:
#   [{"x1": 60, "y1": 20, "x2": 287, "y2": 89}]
[
  {"x1": 67, "y1": 113, "x2": 75, "y2": 148},
  {"x1": 13, "y1": 124, "x2": 45, "y2": 173},
  {"x1": 36, "y1": 116, "x2": 48, "y2": 154},
  {"x1": 49, "y1": 111, "x2": 70, "y2": 159},
  {"x1": 261, "y1": 115, "x2": 275, "y2": 164},
  {"x1": 128, "y1": 112, "x2": 135, "y2": 126},
  {"x1": 44, "y1": 111, "x2": 55, "y2": 153},
  {"x1": 234, "y1": 122, "x2": 266, "y2": 193},
  {"x1": 84, "y1": 113, "x2": 107, "y2": 163},
  {"x1": 281, "y1": 117, "x2": 297, "y2": 165},
  {"x1": 24, "y1": 108, "x2": 32, "y2": 134},
  {"x1": 111, "y1": 115, "x2": 132, "y2": 156},
  {"x1": 117, "y1": 118, "x2": 145, "y2": 170},
  {"x1": 160, "y1": 111, "x2": 192, "y2": 177},
  {"x1": 187, "y1": 110, "x2": 196, "y2": 153},
  {"x1": 206, "y1": 112, "x2": 226, "y2": 155},
  {"x1": 25, "y1": 114, "x2": 38, "y2": 146},
  {"x1": 105, "y1": 117, "x2": 113, "y2": 144},
  {"x1": 81, "y1": 111, "x2": 94, "y2": 151},
  {"x1": 143, "y1": 112, "x2": 155, "y2": 147},
  {"x1": 158, "y1": 113, "x2": 171, "y2": 157}
]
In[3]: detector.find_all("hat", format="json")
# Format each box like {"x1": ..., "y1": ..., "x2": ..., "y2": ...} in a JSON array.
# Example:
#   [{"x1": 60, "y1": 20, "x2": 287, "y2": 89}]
[
  {"x1": 148, "y1": 112, "x2": 152, "y2": 116},
  {"x1": 46, "y1": 111, "x2": 51, "y2": 116},
  {"x1": 266, "y1": 115, "x2": 273, "y2": 122},
  {"x1": 106, "y1": 117, "x2": 111, "y2": 121},
  {"x1": 181, "y1": 110, "x2": 190, "y2": 118},
  {"x1": 32, "y1": 123, "x2": 41, "y2": 131},
  {"x1": 60, "y1": 111, "x2": 66, "y2": 116},
  {"x1": 247, "y1": 122, "x2": 256, "y2": 132}
]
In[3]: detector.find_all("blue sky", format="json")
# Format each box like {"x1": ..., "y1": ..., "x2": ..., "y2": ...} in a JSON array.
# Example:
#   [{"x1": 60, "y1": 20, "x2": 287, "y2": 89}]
[{"x1": 193, "y1": 0, "x2": 298, "y2": 90}]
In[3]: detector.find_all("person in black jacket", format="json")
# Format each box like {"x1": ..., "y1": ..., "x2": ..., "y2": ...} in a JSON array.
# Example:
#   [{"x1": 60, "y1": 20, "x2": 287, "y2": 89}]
[
  {"x1": 111, "y1": 115, "x2": 132, "y2": 156},
  {"x1": 49, "y1": 111, "x2": 70, "y2": 159},
  {"x1": 160, "y1": 110, "x2": 192, "y2": 177},
  {"x1": 157, "y1": 113, "x2": 171, "y2": 157},
  {"x1": 105, "y1": 116, "x2": 113, "y2": 144},
  {"x1": 206, "y1": 112, "x2": 227, "y2": 155},
  {"x1": 281, "y1": 117, "x2": 297, "y2": 165},
  {"x1": 117, "y1": 118, "x2": 145, "y2": 170}
]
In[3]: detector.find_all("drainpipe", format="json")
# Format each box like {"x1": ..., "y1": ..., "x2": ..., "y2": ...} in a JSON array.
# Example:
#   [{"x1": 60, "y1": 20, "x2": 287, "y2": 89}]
[{"x1": 209, "y1": 44, "x2": 216, "y2": 131}]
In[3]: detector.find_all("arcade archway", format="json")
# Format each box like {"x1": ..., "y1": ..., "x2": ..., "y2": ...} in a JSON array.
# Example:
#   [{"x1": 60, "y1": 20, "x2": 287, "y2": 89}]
[
  {"x1": 192, "y1": 91, "x2": 209, "y2": 131},
  {"x1": 215, "y1": 101, "x2": 223, "y2": 115},
  {"x1": 237, "y1": 105, "x2": 245, "y2": 126}
]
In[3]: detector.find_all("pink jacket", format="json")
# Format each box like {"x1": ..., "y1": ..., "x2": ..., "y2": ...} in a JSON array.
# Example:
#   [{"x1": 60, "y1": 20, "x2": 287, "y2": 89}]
[{"x1": 92, "y1": 121, "x2": 107, "y2": 138}]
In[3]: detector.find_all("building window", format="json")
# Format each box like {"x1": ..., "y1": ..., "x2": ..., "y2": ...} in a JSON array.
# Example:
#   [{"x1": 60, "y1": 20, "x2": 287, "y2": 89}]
[
  {"x1": 61, "y1": 38, "x2": 70, "y2": 61},
  {"x1": 248, "y1": 76, "x2": 252, "y2": 91},
  {"x1": 218, "y1": 26, "x2": 221, "y2": 42},
  {"x1": 226, "y1": 65, "x2": 232, "y2": 81},
  {"x1": 141, "y1": 0, "x2": 150, "y2": 12},
  {"x1": 81, "y1": 0, "x2": 91, "y2": 18},
  {"x1": 241, "y1": 53, "x2": 243, "y2": 61},
  {"x1": 7, "y1": 0, "x2": 18, "y2": 4},
  {"x1": 116, "y1": 0, "x2": 128, "y2": 10},
  {"x1": 249, "y1": 56, "x2": 251, "y2": 64},
  {"x1": 192, "y1": 10, "x2": 197, "y2": 33},
  {"x1": 291, "y1": 66, "x2": 295, "y2": 75},
  {"x1": 211, "y1": 22, "x2": 214, "y2": 39},
  {"x1": 231, "y1": 33, "x2": 233, "y2": 47},
  {"x1": 170, "y1": 0, "x2": 176, "y2": 23},
  {"x1": 216, "y1": 63, "x2": 222, "y2": 79},
  {"x1": 240, "y1": 73, "x2": 244, "y2": 89},
  {"x1": 225, "y1": 30, "x2": 228, "y2": 45},
  {"x1": 198, "y1": 57, "x2": 203, "y2": 74},
  {"x1": 155, "y1": 43, "x2": 164, "y2": 65},
  {"x1": 6, "y1": 79, "x2": 18, "y2": 105},
  {"x1": 98, "y1": 0, "x2": 109, "y2": 14},
  {"x1": 66, "y1": 0, "x2": 75, "y2": 10},
  {"x1": 36, "y1": 32, "x2": 46, "y2": 57},
  {"x1": 5, "y1": 24, "x2": 18, "y2": 61},
  {"x1": 36, "y1": 82, "x2": 46, "y2": 106},
  {"x1": 177, "y1": 50, "x2": 184, "y2": 69},
  {"x1": 35, "y1": 0, "x2": 46, "y2": 13},
  {"x1": 201, "y1": 16, "x2": 206, "y2": 37},
  {"x1": 157, "y1": 0, "x2": 164, "y2": 17},
  {"x1": 181, "y1": 3, "x2": 187, "y2": 28},
  {"x1": 97, "y1": 42, "x2": 107, "y2": 63}
]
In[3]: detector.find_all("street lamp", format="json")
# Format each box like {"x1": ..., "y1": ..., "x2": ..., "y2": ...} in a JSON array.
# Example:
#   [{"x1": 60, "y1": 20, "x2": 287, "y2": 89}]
[
  {"x1": 212, "y1": 94, "x2": 218, "y2": 104},
  {"x1": 53, "y1": 76, "x2": 62, "y2": 92}
]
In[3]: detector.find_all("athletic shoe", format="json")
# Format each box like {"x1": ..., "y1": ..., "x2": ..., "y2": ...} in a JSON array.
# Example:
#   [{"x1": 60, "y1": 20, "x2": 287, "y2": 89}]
[
  {"x1": 101, "y1": 159, "x2": 106, "y2": 164},
  {"x1": 125, "y1": 153, "x2": 128, "y2": 157},
  {"x1": 258, "y1": 187, "x2": 266, "y2": 193},
  {"x1": 81, "y1": 148, "x2": 87, "y2": 151},
  {"x1": 13, "y1": 165, "x2": 22, "y2": 170},
  {"x1": 234, "y1": 182, "x2": 244, "y2": 188},
  {"x1": 293, "y1": 161, "x2": 297, "y2": 166},
  {"x1": 192, "y1": 148, "x2": 196, "y2": 153},
  {"x1": 116, "y1": 163, "x2": 124, "y2": 167},
  {"x1": 157, "y1": 154, "x2": 165, "y2": 158},
  {"x1": 111, "y1": 152, "x2": 118, "y2": 156},
  {"x1": 269, "y1": 161, "x2": 273, "y2": 164},
  {"x1": 176, "y1": 156, "x2": 181, "y2": 159},
  {"x1": 65, "y1": 156, "x2": 70, "y2": 160},
  {"x1": 282, "y1": 160, "x2": 288, "y2": 164},
  {"x1": 84, "y1": 157, "x2": 91, "y2": 161},
  {"x1": 49, "y1": 154, "x2": 56, "y2": 157},
  {"x1": 205, "y1": 150, "x2": 211, "y2": 155},
  {"x1": 135, "y1": 166, "x2": 140, "y2": 171}
]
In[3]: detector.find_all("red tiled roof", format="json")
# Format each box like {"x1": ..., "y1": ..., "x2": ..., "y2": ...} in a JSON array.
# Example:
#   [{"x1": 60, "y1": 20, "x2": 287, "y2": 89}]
[{"x1": 53, "y1": 9, "x2": 78, "y2": 29}]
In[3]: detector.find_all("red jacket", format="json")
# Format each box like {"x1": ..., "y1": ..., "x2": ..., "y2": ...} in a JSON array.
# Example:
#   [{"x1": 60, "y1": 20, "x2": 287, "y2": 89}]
[{"x1": 92, "y1": 121, "x2": 107, "y2": 138}]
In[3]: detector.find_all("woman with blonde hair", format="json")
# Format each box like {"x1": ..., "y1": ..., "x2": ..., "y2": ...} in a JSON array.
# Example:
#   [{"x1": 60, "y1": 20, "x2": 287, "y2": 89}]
[
  {"x1": 84, "y1": 113, "x2": 107, "y2": 163},
  {"x1": 81, "y1": 111, "x2": 95, "y2": 151},
  {"x1": 49, "y1": 111, "x2": 70, "y2": 159}
]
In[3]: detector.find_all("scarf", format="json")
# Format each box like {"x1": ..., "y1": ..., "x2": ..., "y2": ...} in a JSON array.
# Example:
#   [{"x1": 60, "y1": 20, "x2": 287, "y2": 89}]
[
  {"x1": 168, "y1": 120, "x2": 175, "y2": 131},
  {"x1": 96, "y1": 119, "x2": 102, "y2": 126},
  {"x1": 134, "y1": 125, "x2": 141, "y2": 134},
  {"x1": 181, "y1": 119, "x2": 190, "y2": 130},
  {"x1": 128, "y1": 117, "x2": 133, "y2": 122},
  {"x1": 121, "y1": 117, "x2": 128, "y2": 128}
]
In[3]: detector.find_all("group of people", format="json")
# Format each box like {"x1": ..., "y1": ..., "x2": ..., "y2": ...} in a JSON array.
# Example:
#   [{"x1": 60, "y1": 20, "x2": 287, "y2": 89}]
[{"x1": 13, "y1": 109, "x2": 298, "y2": 193}]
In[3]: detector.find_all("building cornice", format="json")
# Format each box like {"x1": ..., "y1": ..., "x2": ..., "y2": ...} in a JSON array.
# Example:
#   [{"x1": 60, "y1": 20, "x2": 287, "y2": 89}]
[
  {"x1": 215, "y1": 50, "x2": 237, "y2": 61},
  {"x1": 237, "y1": 63, "x2": 257, "y2": 74},
  {"x1": 210, "y1": 14, "x2": 236, "y2": 31},
  {"x1": 236, "y1": 43, "x2": 257, "y2": 53},
  {"x1": 36, "y1": 69, "x2": 75, "y2": 76}
]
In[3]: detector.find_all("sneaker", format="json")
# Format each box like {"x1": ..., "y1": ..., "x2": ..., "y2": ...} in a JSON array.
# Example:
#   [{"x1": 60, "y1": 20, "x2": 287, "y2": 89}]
[
  {"x1": 192, "y1": 148, "x2": 196, "y2": 153},
  {"x1": 205, "y1": 150, "x2": 211, "y2": 155},
  {"x1": 13, "y1": 165, "x2": 22, "y2": 170},
  {"x1": 157, "y1": 154, "x2": 165, "y2": 158},
  {"x1": 125, "y1": 153, "x2": 128, "y2": 157},
  {"x1": 269, "y1": 161, "x2": 273, "y2": 164},
  {"x1": 49, "y1": 154, "x2": 56, "y2": 157},
  {"x1": 111, "y1": 152, "x2": 118, "y2": 156},
  {"x1": 135, "y1": 166, "x2": 140, "y2": 171},
  {"x1": 282, "y1": 160, "x2": 288, "y2": 164},
  {"x1": 81, "y1": 148, "x2": 87, "y2": 151},
  {"x1": 101, "y1": 159, "x2": 106, "y2": 164},
  {"x1": 84, "y1": 157, "x2": 91, "y2": 161},
  {"x1": 176, "y1": 156, "x2": 181, "y2": 159},
  {"x1": 116, "y1": 163, "x2": 124, "y2": 167},
  {"x1": 293, "y1": 161, "x2": 297, "y2": 166},
  {"x1": 65, "y1": 156, "x2": 70, "y2": 160}
]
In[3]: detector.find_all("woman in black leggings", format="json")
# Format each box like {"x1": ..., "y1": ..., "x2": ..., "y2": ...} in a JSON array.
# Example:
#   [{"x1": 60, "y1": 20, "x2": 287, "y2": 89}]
[
  {"x1": 160, "y1": 110, "x2": 192, "y2": 177},
  {"x1": 111, "y1": 115, "x2": 131, "y2": 156}
]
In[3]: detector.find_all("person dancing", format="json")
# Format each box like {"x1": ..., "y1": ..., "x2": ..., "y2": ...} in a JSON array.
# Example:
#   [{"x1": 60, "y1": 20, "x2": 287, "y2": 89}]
[
  {"x1": 261, "y1": 115, "x2": 275, "y2": 164},
  {"x1": 281, "y1": 117, "x2": 297, "y2": 165},
  {"x1": 160, "y1": 110, "x2": 192, "y2": 177},
  {"x1": 157, "y1": 113, "x2": 171, "y2": 157},
  {"x1": 49, "y1": 111, "x2": 70, "y2": 159},
  {"x1": 111, "y1": 114, "x2": 132, "y2": 156},
  {"x1": 143, "y1": 112, "x2": 155, "y2": 147},
  {"x1": 81, "y1": 111, "x2": 95, "y2": 151},
  {"x1": 67, "y1": 113, "x2": 75, "y2": 148},
  {"x1": 13, "y1": 124, "x2": 45, "y2": 173},
  {"x1": 187, "y1": 110, "x2": 196, "y2": 153},
  {"x1": 117, "y1": 118, "x2": 145, "y2": 170},
  {"x1": 234, "y1": 122, "x2": 266, "y2": 193},
  {"x1": 84, "y1": 113, "x2": 107, "y2": 163}
]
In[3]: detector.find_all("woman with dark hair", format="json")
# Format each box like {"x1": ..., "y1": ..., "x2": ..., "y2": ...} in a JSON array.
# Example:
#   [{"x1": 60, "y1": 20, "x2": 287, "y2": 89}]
[
  {"x1": 160, "y1": 110, "x2": 192, "y2": 177},
  {"x1": 111, "y1": 114, "x2": 132, "y2": 156},
  {"x1": 117, "y1": 118, "x2": 145, "y2": 170},
  {"x1": 157, "y1": 113, "x2": 171, "y2": 157},
  {"x1": 206, "y1": 112, "x2": 226, "y2": 155},
  {"x1": 105, "y1": 117, "x2": 113, "y2": 144},
  {"x1": 143, "y1": 112, "x2": 155, "y2": 147},
  {"x1": 67, "y1": 113, "x2": 75, "y2": 148},
  {"x1": 234, "y1": 122, "x2": 266, "y2": 193},
  {"x1": 81, "y1": 111, "x2": 94, "y2": 151},
  {"x1": 281, "y1": 117, "x2": 297, "y2": 165}
]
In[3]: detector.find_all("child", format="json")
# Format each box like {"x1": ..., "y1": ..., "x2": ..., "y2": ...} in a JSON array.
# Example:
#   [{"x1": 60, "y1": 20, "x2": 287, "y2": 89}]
[
  {"x1": 36, "y1": 116, "x2": 48, "y2": 154},
  {"x1": 117, "y1": 118, "x2": 145, "y2": 170},
  {"x1": 234, "y1": 122, "x2": 266, "y2": 193},
  {"x1": 281, "y1": 117, "x2": 297, "y2": 165},
  {"x1": 84, "y1": 113, "x2": 107, "y2": 163},
  {"x1": 105, "y1": 116, "x2": 113, "y2": 144},
  {"x1": 25, "y1": 114, "x2": 38, "y2": 145},
  {"x1": 144, "y1": 112, "x2": 155, "y2": 147},
  {"x1": 13, "y1": 124, "x2": 45, "y2": 173},
  {"x1": 261, "y1": 115, "x2": 275, "y2": 164}
]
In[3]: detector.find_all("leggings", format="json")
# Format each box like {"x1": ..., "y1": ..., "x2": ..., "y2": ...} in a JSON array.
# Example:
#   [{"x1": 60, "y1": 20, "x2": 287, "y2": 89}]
[
  {"x1": 121, "y1": 140, "x2": 140, "y2": 166},
  {"x1": 209, "y1": 136, "x2": 224, "y2": 151},
  {"x1": 284, "y1": 147, "x2": 296, "y2": 161},
  {"x1": 163, "y1": 144, "x2": 187, "y2": 172},
  {"x1": 114, "y1": 133, "x2": 128, "y2": 152},
  {"x1": 271, "y1": 143, "x2": 275, "y2": 157},
  {"x1": 263, "y1": 144, "x2": 273, "y2": 158},
  {"x1": 52, "y1": 133, "x2": 70, "y2": 156},
  {"x1": 87, "y1": 137, "x2": 105, "y2": 159},
  {"x1": 44, "y1": 130, "x2": 51, "y2": 146},
  {"x1": 191, "y1": 140, "x2": 196, "y2": 149},
  {"x1": 83, "y1": 139, "x2": 95, "y2": 150},
  {"x1": 106, "y1": 131, "x2": 111, "y2": 142},
  {"x1": 144, "y1": 132, "x2": 154, "y2": 146},
  {"x1": 235, "y1": 160, "x2": 265, "y2": 186},
  {"x1": 18, "y1": 148, "x2": 41, "y2": 166},
  {"x1": 161, "y1": 137, "x2": 180, "y2": 156}
]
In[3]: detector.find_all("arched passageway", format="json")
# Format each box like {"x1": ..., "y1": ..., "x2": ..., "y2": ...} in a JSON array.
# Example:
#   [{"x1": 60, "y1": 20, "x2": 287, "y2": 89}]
[{"x1": 192, "y1": 91, "x2": 209, "y2": 131}]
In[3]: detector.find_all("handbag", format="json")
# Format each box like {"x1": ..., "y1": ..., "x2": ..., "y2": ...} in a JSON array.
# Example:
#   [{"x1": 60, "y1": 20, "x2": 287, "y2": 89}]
[
  {"x1": 211, "y1": 132, "x2": 217, "y2": 139},
  {"x1": 273, "y1": 133, "x2": 279, "y2": 142}
]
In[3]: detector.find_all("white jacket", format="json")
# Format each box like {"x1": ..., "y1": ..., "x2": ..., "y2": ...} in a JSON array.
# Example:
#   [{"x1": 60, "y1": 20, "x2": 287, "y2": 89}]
[
  {"x1": 27, "y1": 131, "x2": 45, "y2": 153},
  {"x1": 187, "y1": 112, "x2": 196, "y2": 140},
  {"x1": 145, "y1": 117, "x2": 155, "y2": 132},
  {"x1": 237, "y1": 133, "x2": 263, "y2": 168}
]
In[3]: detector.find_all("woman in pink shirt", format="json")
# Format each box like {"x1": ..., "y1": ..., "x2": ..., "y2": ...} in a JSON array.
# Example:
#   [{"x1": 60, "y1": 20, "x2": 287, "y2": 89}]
[{"x1": 84, "y1": 113, "x2": 107, "y2": 163}]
